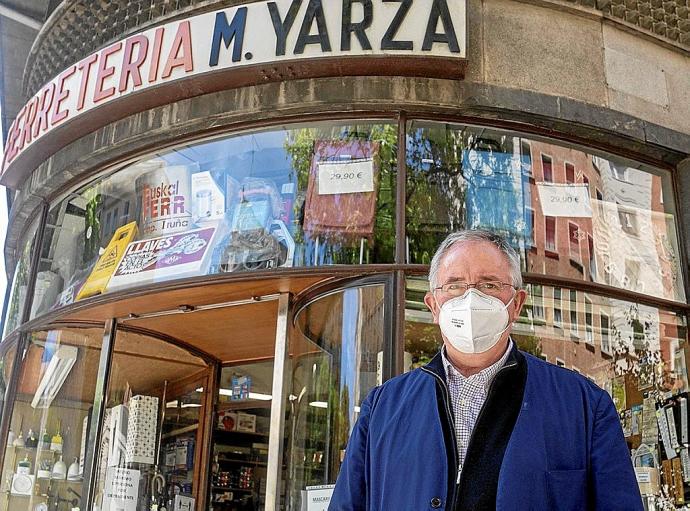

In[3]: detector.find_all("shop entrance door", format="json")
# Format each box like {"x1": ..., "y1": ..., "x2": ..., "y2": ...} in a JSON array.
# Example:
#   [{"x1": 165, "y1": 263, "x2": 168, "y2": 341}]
[{"x1": 105, "y1": 293, "x2": 290, "y2": 511}]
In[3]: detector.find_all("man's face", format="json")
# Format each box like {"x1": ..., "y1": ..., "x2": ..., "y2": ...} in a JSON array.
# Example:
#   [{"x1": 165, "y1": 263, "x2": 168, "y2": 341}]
[{"x1": 423, "y1": 240, "x2": 527, "y2": 340}]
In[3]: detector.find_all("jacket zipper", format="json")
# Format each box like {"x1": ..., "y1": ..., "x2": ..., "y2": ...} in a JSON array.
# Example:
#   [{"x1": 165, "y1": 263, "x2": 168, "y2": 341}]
[
  {"x1": 421, "y1": 367, "x2": 460, "y2": 508},
  {"x1": 422, "y1": 358, "x2": 518, "y2": 510}
]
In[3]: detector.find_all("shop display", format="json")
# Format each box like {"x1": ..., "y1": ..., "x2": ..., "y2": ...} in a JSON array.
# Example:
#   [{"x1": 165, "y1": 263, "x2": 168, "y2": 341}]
[
  {"x1": 76, "y1": 221, "x2": 138, "y2": 300},
  {"x1": 107, "y1": 225, "x2": 221, "y2": 291},
  {"x1": 192, "y1": 171, "x2": 225, "y2": 223},
  {"x1": 136, "y1": 161, "x2": 194, "y2": 238},
  {"x1": 303, "y1": 140, "x2": 380, "y2": 241}
]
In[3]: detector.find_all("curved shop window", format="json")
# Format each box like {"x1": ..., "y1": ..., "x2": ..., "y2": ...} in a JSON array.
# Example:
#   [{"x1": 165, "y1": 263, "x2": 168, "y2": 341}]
[
  {"x1": 0, "y1": 327, "x2": 104, "y2": 511},
  {"x1": 288, "y1": 283, "x2": 386, "y2": 509},
  {"x1": 406, "y1": 121, "x2": 685, "y2": 303},
  {"x1": 0, "y1": 339, "x2": 19, "y2": 434},
  {"x1": 31, "y1": 121, "x2": 396, "y2": 318},
  {"x1": 4, "y1": 219, "x2": 40, "y2": 337},
  {"x1": 406, "y1": 275, "x2": 689, "y2": 506}
]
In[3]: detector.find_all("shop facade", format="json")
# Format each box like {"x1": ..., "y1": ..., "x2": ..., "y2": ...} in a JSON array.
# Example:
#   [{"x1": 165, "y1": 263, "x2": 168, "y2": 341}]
[{"x1": 0, "y1": 0, "x2": 689, "y2": 509}]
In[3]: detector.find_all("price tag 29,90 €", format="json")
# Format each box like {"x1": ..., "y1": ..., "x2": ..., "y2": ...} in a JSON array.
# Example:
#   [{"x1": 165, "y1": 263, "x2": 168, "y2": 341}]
[{"x1": 318, "y1": 159, "x2": 375, "y2": 195}]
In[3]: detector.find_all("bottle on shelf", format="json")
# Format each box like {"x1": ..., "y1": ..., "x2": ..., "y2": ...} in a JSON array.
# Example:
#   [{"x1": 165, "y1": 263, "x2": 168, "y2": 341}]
[
  {"x1": 17, "y1": 456, "x2": 31, "y2": 475},
  {"x1": 50, "y1": 426, "x2": 63, "y2": 453},
  {"x1": 41, "y1": 429, "x2": 51, "y2": 450},
  {"x1": 25, "y1": 429, "x2": 38, "y2": 449},
  {"x1": 13, "y1": 431, "x2": 25, "y2": 447}
]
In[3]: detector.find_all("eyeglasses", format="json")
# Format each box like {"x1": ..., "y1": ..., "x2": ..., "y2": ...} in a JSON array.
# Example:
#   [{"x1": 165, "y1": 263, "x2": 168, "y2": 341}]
[{"x1": 433, "y1": 281, "x2": 515, "y2": 298}]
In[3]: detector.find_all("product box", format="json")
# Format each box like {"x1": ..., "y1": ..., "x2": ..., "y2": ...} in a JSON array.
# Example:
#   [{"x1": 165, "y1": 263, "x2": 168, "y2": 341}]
[
  {"x1": 125, "y1": 395, "x2": 159, "y2": 465},
  {"x1": 217, "y1": 411, "x2": 238, "y2": 431},
  {"x1": 107, "y1": 405, "x2": 129, "y2": 467},
  {"x1": 236, "y1": 413, "x2": 256, "y2": 433},
  {"x1": 175, "y1": 438, "x2": 194, "y2": 470},
  {"x1": 77, "y1": 222, "x2": 138, "y2": 300},
  {"x1": 107, "y1": 224, "x2": 223, "y2": 292},
  {"x1": 192, "y1": 171, "x2": 225, "y2": 223}
]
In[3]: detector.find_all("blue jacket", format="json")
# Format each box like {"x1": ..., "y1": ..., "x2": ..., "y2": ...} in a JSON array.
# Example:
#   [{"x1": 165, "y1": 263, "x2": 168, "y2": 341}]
[{"x1": 330, "y1": 346, "x2": 643, "y2": 510}]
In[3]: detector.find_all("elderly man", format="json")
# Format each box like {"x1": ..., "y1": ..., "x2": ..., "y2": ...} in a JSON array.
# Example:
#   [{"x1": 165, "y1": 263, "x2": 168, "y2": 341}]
[{"x1": 330, "y1": 230, "x2": 642, "y2": 510}]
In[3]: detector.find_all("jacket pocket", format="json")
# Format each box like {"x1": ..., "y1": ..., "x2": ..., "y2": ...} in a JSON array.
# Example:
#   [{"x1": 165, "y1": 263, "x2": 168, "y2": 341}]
[{"x1": 546, "y1": 469, "x2": 587, "y2": 511}]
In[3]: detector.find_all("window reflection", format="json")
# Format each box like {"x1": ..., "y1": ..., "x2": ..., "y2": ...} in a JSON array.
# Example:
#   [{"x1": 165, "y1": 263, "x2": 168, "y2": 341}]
[
  {"x1": 0, "y1": 328, "x2": 103, "y2": 511},
  {"x1": 4, "y1": 220, "x2": 39, "y2": 338},
  {"x1": 406, "y1": 122, "x2": 685, "y2": 303},
  {"x1": 289, "y1": 285, "x2": 384, "y2": 509},
  {"x1": 405, "y1": 275, "x2": 689, "y2": 507},
  {"x1": 30, "y1": 122, "x2": 396, "y2": 319}
]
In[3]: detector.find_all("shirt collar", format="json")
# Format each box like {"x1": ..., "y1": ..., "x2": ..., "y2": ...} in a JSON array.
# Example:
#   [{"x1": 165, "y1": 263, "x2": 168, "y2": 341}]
[{"x1": 441, "y1": 339, "x2": 514, "y2": 388}]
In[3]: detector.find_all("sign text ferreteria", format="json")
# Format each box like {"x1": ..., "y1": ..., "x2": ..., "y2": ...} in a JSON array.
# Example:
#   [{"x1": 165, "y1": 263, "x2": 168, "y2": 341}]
[{"x1": 1, "y1": 0, "x2": 466, "y2": 180}]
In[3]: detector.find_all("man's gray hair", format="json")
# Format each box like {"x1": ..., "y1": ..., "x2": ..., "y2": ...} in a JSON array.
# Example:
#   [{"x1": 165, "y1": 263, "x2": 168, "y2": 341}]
[{"x1": 428, "y1": 230, "x2": 523, "y2": 290}]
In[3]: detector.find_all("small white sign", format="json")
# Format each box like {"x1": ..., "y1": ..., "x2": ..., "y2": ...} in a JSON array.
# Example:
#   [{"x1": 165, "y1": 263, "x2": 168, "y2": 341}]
[
  {"x1": 102, "y1": 468, "x2": 140, "y2": 511},
  {"x1": 318, "y1": 159, "x2": 375, "y2": 195},
  {"x1": 537, "y1": 183, "x2": 592, "y2": 218},
  {"x1": 301, "y1": 485, "x2": 335, "y2": 511},
  {"x1": 174, "y1": 495, "x2": 195, "y2": 511}
]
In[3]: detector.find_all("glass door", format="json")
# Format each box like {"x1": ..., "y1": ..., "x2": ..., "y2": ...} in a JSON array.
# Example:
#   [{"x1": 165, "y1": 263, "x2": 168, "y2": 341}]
[{"x1": 285, "y1": 277, "x2": 393, "y2": 510}]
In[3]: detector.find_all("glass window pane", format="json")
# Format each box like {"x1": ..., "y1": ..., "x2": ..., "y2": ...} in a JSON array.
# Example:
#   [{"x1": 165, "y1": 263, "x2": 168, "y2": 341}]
[
  {"x1": 0, "y1": 341, "x2": 18, "y2": 431},
  {"x1": 404, "y1": 276, "x2": 688, "y2": 504},
  {"x1": 211, "y1": 362, "x2": 274, "y2": 510},
  {"x1": 288, "y1": 284, "x2": 385, "y2": 508},
  {"x1": 32, "y1": 122, "x2": 396, "y2": 318},
  {"x1": 0, "y1": 328, "x2": 103, "y2": 511},
  {"x1": 91, "y1": 329, "x2": 209, "y2": 511},
  {"x1": 405, "y1": 122, "x2": 685, "y2": 303},
  {"x1": 4, "y1": 220, "x2": 39, "y2": 338}
]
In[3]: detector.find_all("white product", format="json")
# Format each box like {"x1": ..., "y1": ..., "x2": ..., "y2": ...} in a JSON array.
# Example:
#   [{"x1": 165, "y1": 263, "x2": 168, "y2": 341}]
[
  {"x1": 67, "y1": 458, "x2": 80, "y2": 480},
  {"x1": 10, "y1": 474, "x2": 35, "y2": 495},
  {"x1": 125, "y1": 395, "x2": 159, "y2": 465},
  {"x1": 192, "y1": 172, "x2": 225, "y2": 223},
  {"x1": 107, "y1": 405, "x2": 129, "y2": 467},
  {"x1": 52, "y1": 456, "x2": 67, "y2": 480}
]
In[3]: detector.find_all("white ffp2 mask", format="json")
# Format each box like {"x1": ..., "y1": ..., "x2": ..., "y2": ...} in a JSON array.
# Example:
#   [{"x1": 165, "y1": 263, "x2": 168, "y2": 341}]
[{"x1": 438, "y1": 289, "x2": 515, "y2": 354}]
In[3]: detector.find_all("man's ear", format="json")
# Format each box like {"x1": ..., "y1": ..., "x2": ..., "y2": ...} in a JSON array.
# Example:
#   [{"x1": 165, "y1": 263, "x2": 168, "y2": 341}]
[
  {"x1": 424, "y1": 292, "x2": 440, "y2": 324},
  {"x1": 512, "y1": 289, "x2": 528, "y2": 320}
]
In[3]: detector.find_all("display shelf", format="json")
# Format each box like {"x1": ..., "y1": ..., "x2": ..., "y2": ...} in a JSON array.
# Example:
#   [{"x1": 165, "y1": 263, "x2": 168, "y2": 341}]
[
  {"x1": 161, "y1": 423, "x2": 199, "y2": 440},
  {"x1": 214, "y1": 429, "x2": 268, "y2": 439},
  {"x1": 211, "y1": 486, "x2": 253, "y2": 492},
  {"x1": 217, "y1": 400, "x2": 272, "y2": 411},
  {"x1": 217, "y1": 459, "x2": 267, "y2": 467}
]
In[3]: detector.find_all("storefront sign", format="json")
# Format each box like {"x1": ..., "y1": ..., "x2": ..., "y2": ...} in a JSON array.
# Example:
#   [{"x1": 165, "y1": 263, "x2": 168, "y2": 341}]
[
  {"x1": 537, "y1": 183, "x2": 592, "y2": 217},
  {"x1": 318, "y1": 158, "x2": 375, "y2": 195},
  {"x1": 103, "y1": 468, "x2": 140, "y2": 511},
  {"x1": 1, "y1": 0, "x2": 466, "y2": 184}
]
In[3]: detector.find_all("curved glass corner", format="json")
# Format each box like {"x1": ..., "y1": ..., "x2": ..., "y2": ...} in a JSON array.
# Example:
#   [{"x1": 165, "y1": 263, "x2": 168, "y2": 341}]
[
  {"x1": 3, "y1": 220, "x2": 40, "y2": 338},
  {"x1": 287, "y1": 283, "x2": 386, "y2": 509},
  {"x1": 31, "y1": 121, "x2": 397, "y2": 319}
]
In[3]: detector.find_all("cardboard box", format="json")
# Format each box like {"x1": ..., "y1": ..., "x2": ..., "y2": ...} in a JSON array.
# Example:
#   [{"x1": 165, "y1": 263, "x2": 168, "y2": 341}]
[{"x1": 236, "y1": 413, "x2": 256, "y2": 433}]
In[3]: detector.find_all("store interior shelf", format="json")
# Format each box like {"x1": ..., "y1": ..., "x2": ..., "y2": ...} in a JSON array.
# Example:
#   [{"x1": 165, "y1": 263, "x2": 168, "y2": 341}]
[
  {"x1": 162, "y1": 423, "x2": 199, "y2": 440},
  {"x1": 214, "y1": 429, "x2": 268, "y2": 439},
  {"x1": 217, "y1": 400, "x2": 272, "y2": 411}
]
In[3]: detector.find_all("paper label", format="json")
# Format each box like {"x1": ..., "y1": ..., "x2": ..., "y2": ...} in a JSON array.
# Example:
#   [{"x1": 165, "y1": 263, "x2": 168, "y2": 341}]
[
  {"x1": 636, "y1": 471, "x2": 651, "y2": 483},
  {"x1": 102, "y1": 468, "x2": 140, "y2": 511},
  {"x1": 537, "y1": 183, "x2": 592, "y2": 217},
  {"x1": 668, "y1": 406, "x2": 681, "y2": 449},
  {"x1": 318, "y1": 159, "x2": 374, "y2": 195}
]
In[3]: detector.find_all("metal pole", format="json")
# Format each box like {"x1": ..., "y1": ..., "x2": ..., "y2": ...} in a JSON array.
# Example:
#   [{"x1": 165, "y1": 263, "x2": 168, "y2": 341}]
[
  {"x1": 265, "y1": 293, "x2": 290, "y2": 510},
  {"x1": 83, "y1": 318, "x2": 118, "y2": 511}
]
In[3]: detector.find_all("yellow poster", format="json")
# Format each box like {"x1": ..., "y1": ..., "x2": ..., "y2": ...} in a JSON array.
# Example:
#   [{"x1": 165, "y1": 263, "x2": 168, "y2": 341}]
[{"x1": 76, "y1": 222, "x2": 138, "y2": 300}]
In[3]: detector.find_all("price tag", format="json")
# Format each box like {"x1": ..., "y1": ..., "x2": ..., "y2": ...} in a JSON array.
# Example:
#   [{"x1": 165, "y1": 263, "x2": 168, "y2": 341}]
[{"x1": 318, "y1": 159, "x2": 374, "y2": 195}]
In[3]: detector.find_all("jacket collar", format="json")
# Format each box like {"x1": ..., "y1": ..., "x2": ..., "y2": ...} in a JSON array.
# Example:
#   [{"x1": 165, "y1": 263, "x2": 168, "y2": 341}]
[{"x1": 424, "y1": 338, "x2": 522, "y2": 381}]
